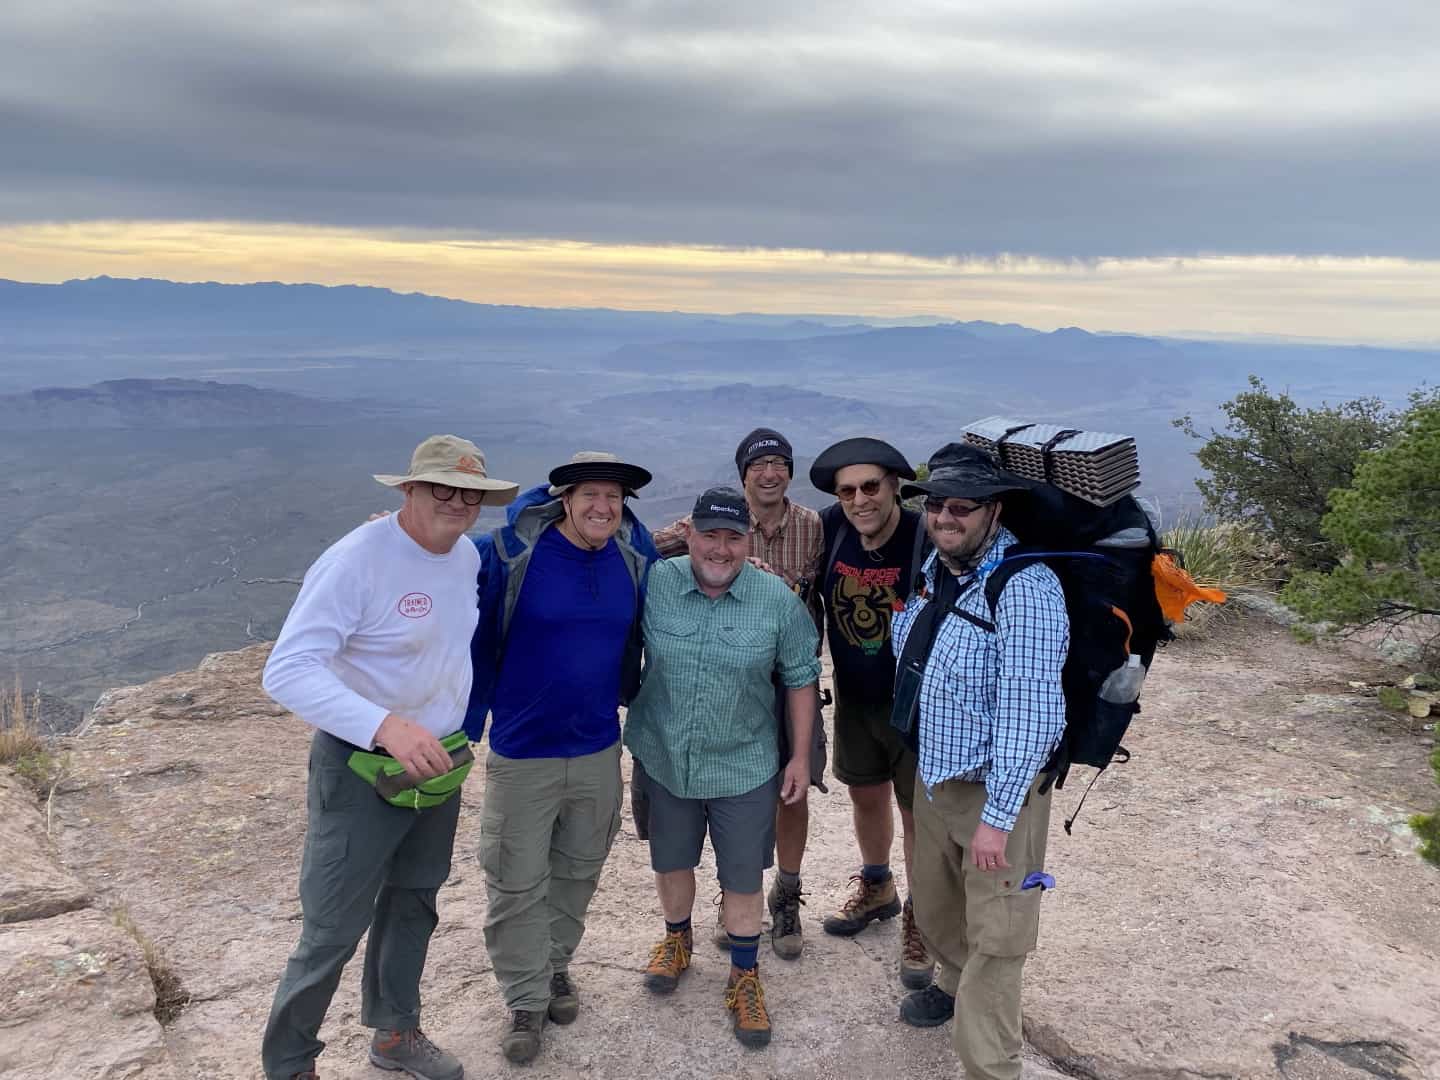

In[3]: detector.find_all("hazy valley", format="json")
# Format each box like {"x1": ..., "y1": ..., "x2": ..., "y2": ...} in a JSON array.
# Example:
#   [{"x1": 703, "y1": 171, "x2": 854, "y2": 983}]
[{"x1": 3, "y1": 276, "x2": 1436, "y2": 724}]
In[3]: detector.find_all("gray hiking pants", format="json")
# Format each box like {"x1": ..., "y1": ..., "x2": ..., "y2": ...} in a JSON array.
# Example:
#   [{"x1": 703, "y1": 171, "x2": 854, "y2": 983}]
[
  {"x1": 261, "y1": 731, "x2": 461, "y2": 1079},
  {"x1": 479, "y1": 743, "x2": 622, "y2": 1012}
]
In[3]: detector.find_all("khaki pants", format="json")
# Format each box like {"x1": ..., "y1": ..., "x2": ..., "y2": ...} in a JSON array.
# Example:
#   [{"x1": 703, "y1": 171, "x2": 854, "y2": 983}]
[
  {"x1": 479, "y1": 743, "x2": 622, "y2": 1011},
  {"x1": 912, "y1": 773, "x2": 1052, "y2": 1080}
]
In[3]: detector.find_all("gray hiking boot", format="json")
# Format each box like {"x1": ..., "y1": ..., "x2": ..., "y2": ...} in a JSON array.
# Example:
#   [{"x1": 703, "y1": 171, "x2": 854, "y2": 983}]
[
  {"x1": 369, "y1": 1028, "x2": 463, "y2": 1080},
  {"x1": 501, "y1": 1010, "x2": 546, "y2": 1065},
  {"x1": 547, "y1": 970, "x2": 579, "y2": 1025},
  {"x1": 899, "y1": 897, "x2": 935, "y2": 989},
  {"x1": 766, "y1": 877, "x2": 805, "y2": 960}
]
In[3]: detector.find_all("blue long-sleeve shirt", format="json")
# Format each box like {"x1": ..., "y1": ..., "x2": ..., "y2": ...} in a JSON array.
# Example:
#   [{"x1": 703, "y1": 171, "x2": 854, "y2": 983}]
[
  {"x1": 891, "y1": 527, "x2": 1069, "y2": 831},
  {"x1": 487, "y1": 526, "x2": 634, "y2": 758}
]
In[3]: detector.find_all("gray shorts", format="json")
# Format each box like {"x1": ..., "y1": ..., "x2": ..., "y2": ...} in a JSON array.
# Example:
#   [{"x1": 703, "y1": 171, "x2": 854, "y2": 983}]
[{"x1": 633, "y1": 760, "x2": 778, "y2": 894}]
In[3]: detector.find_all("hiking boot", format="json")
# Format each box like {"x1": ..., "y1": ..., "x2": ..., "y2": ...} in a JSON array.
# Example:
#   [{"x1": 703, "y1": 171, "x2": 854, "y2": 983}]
[
  {"x1": 291, "y1": 1072, "x2": 319, "y2": 1080},
  {"x1": 500, "y1": 1010, "x2": 546, "y2": 1066},
  {"x1": 724, "y1": 966, "x2": 772, "y2": 1048},
  {"x1": 766, "y1": 877, "x2": 805, "y2": 960},
  {"x1": 712, "y1": 890, "x2": 731, "y2": 949},
  {"x1": 899, "y1": 897, "x2": 935, "y2": 989},
  {"x1": 822, "y1": 873, "x2": 901, "y2": 936},
  {"x1": 899, "y1": 983, "x2": 956, "y2": 1028},
  {"x1": 547, "y1": 970, "x2": 579, "y2": 1025},
  {"x1": 643, "y1": 928, "x2": 692, "y2": 994},
  {"x1": 369, "y1": 1027, "x2": 464, "y2": 1080}
]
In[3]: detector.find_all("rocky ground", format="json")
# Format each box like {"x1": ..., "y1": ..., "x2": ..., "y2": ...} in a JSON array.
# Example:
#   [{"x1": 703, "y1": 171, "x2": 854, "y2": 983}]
[{"x1": 3, "y1": 607, "x2": 1438, "y2": 1080}]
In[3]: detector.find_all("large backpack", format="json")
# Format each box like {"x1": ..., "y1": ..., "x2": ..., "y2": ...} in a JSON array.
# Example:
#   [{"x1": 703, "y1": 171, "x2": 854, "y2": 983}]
[{"x1": 959, "y1": 486, "x2": 1172, "y2": 831}]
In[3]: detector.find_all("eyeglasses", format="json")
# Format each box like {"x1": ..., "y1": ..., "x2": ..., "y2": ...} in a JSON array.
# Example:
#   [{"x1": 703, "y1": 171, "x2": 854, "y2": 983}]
[
  {"x1": 746, "y1": 456, "x2": 790, "y2": 475},
  {"x1": 429, "y1": 483, "x2": 485, "y2": 507},
  {"x1": 836, "y1": 478, "x2": 886, "y2": 502},
  {"x1": 923, "y1": 496, "x2": 991, "y2": 518}
]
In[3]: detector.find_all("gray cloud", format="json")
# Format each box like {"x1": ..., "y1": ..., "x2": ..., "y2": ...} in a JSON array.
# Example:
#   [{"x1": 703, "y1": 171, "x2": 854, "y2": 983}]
[{"x1": 1, "y1": 0, "x2": 1437, "y2": 259}]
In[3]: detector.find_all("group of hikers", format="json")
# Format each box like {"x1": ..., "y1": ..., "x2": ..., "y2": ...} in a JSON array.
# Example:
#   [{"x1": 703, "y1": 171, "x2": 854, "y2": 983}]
[{"x1": 258, "y1": 425, "x2": 1072, "y2": 1080}]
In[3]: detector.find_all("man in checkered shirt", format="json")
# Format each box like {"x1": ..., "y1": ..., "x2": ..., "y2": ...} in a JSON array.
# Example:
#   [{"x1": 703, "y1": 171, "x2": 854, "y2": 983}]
[{"x1": 889, "y1": 443, "x2": 1069, "y2": 1080}]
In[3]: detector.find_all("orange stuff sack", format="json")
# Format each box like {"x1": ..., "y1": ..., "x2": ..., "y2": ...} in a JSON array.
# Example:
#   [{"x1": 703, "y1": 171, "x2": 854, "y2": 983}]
[{"x1": 1152, "y1": 551, "x2": 1226, "y2": 623}]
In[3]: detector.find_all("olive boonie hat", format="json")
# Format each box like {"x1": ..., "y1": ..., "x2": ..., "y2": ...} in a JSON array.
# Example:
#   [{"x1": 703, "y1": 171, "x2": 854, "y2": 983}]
[
  {"x1": 547, "y1": 450, "x2": 653, "y2": 498},
  {"x1": 809, "y1": 437, "x2": 916, "y2": 495},
  {"x1": 900, "y1": 442, "x2": 1036, "y2": 501},
  {"x1": 374, "y1": 434, "x2": 520, "y2": 503}
]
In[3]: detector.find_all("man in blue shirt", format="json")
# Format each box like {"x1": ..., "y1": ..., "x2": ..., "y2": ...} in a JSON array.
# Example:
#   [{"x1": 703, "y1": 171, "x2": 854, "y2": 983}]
[
  {"x1": 889, "y1": 444, "x2": 1069, "y2": 1080},
  {"x1": 467, "y1": 451, "x2": 660, "y2": 1065}
]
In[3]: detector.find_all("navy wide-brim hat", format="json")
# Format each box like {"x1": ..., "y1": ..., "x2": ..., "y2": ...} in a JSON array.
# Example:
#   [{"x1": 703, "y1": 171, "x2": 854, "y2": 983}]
[
  {"x1": 900, "y1": 442, "x2": 1036, "y2": 501},
  {"x1": 808, "y1": 437, "x2": 916, "y2": 494}
]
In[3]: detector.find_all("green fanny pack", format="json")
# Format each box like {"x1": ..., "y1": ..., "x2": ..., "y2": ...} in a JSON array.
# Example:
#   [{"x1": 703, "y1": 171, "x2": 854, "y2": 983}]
[{"x1": 347, "y1": 730, "x2": 475, "y2": 810}]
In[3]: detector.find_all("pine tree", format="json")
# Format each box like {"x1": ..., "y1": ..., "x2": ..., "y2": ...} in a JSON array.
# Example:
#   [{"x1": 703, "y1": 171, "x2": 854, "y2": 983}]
[
  {"x1": 1281, "y1": 398, "x2": 1440, "y2": 866},
  {"x1": 1175, "y1": 376, "x2": 1399, "y2": 571}
]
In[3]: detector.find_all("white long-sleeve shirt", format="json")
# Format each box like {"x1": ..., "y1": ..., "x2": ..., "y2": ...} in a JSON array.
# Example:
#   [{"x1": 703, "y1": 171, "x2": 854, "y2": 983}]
[{"x1": 262, "y1": 514, "x2": 481, "y2": 749}]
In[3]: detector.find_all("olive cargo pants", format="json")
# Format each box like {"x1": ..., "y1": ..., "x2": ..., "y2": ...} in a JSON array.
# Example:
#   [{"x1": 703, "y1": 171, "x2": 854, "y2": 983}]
[
  {"x1": 261, "y1": 731, "x2": 462, "y2": 1079},
  {"x1": 479, "y1": 742, "x2": 623, "y2": 1012}
]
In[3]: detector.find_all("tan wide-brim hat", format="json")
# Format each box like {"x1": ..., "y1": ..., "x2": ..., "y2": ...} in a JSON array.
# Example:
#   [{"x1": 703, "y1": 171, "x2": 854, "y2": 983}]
[
  {"x1": 547, "y1": 450, "x2": 653, "y2": 498},
  {"x1": 374, "y1": 434, "x2": 521, "y2": 503}
]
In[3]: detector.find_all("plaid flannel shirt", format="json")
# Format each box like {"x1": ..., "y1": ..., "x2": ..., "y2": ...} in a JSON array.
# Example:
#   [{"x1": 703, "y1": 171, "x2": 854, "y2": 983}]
[{"x1": 891, "y1": 526, "x2": 1069, "y2": 832}]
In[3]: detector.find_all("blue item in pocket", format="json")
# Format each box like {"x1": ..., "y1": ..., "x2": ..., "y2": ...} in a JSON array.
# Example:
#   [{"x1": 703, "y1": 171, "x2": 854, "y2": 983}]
[{"x1": 1021, "y1": 871, "x2": 1055, "y2": 891}]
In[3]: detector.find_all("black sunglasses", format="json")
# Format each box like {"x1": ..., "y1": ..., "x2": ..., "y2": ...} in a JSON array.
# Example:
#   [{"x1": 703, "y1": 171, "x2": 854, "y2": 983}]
[
  {"x1": 922, "y1": 496, "x2": 992, "y2": 518},
  {"x1": 429, "y1": 483, "x2": 485, "y2": 507},
  {"x1": 836, "y1": 478, "x2": 887, "y2": 503}
]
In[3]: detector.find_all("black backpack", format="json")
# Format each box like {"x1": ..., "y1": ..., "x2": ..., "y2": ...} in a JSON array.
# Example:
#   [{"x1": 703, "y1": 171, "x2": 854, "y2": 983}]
[{"x1": 959, "y1": 486, "x2": 1172, "y2": 831}]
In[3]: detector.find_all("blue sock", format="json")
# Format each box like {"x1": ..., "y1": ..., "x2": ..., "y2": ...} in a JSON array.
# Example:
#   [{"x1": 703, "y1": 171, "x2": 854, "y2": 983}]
[
  {"x1": 728, "y1": 932, "x2": 761, "y2": 971},
  {"x1": 665, "y1": 916, "x2": 692, "y2": 935},
  {"x1": 862, "y1": 863, "x2": 892, "y2": 884}
]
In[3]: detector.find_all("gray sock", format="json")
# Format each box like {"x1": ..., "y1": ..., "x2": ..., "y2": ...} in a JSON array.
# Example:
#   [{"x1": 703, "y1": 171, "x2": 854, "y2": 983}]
[{"x1": 776, "y1": 868, "x2": 801, "y2": 891}]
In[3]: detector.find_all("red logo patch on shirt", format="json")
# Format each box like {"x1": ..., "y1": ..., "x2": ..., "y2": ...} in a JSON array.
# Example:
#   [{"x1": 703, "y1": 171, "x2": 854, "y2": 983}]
[{"x1": 397, "y1": 592, "x2": 433, "y2": 618}]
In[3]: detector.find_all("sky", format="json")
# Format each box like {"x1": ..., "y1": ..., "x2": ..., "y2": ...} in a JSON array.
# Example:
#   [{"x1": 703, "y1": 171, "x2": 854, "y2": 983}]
[{"x1": 2, "y1": 0, "x2": 1438, "y2": 343}]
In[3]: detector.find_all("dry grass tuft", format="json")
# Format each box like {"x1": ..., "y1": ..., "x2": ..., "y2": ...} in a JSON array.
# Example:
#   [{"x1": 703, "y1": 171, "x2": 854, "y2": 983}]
[
  {"x1": 0, "y1": 675, "x2": 66, "y2": 796},
  {"x1": 113, "y1": 907, "x2": 190, "y2": 1025},
  {"x1": 1162, "y1": 516, "x2": 1284, "y2": 638}
]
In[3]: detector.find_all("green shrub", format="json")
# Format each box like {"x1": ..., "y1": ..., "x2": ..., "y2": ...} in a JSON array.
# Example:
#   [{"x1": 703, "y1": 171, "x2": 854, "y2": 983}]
[
  {"x1": 1411, "y1": 745, "x2": 1440, "y2": 867},
  {"x1": 1281, "y1": 398, "x2": 1440, "y2": 669},
  {"x1": 1175, "y1": 376, "x2": 1403, "y2": 572},
  {"x1": 1377, "y1": 686, "x2": 1410, "y2": 712}
]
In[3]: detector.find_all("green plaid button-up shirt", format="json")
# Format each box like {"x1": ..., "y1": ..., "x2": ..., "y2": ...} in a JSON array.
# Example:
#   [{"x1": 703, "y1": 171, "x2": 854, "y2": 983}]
[{"x1": 623, "y1": 557, "x2": 822, "y2": 800}]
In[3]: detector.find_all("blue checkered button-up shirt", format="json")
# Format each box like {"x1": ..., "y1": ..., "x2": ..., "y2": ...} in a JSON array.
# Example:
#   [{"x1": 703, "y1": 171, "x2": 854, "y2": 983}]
[{"x1": 891, "y1": 525, "x2": 1069, "y2": 831}]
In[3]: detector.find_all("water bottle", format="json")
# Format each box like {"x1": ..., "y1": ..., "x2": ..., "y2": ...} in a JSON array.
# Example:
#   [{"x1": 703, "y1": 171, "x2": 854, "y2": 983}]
[{"x1": 1099, "y1": 653, "x2": 1146, "y2": 704}]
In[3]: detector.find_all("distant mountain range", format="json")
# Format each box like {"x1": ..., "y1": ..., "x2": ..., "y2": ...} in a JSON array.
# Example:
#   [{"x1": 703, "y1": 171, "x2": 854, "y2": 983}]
[{"x1": 0, "y1": 378, "x2": 373, "y2": 430}]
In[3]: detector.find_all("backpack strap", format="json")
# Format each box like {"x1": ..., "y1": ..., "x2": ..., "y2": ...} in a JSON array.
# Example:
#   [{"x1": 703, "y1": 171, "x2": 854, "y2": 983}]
[{"x1": 905, "y1": 511, "x2": 931, "y2": 601}]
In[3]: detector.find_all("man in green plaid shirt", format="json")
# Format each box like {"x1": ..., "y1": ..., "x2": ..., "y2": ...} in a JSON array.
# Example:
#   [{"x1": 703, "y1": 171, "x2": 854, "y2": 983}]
[{"x1": 624, "y1": 485, "x2": 821, "y2": 1048}]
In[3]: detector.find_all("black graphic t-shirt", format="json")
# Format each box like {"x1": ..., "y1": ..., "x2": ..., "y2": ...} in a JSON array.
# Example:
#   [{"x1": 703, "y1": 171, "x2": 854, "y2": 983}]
[{"x1": 821, "y1": 504, "x2": 925, "y2": 704}]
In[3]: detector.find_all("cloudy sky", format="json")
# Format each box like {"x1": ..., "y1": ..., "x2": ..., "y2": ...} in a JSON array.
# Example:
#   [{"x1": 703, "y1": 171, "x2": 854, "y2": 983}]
[{"x1": 2, "y1": 0, "x2": 1437, "y2": 342}]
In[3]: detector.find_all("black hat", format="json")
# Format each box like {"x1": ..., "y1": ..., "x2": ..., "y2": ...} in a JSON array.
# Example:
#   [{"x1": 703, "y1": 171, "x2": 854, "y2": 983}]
[
  {"x1": 808, "y1": 437, "x2": 916, "y2": 495},
  {"x1": 735, "y1": 427, "x2": 794, "y2": 478},
  {"x1": 690, "y1": 486, "x2": 750, "y2": 534},
  {"x1": 548, "y1": 451, "x2": 653, "y2": 498},
  {"x1": 900, "y1": 443, "x2": 1035, "y2": 502}
]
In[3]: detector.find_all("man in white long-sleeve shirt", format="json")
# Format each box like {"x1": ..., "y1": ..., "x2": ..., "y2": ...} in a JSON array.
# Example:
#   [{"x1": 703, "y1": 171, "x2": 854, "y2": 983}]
[{"x1": 260, "y1": 435, "x2": 518, "y2": 1080}]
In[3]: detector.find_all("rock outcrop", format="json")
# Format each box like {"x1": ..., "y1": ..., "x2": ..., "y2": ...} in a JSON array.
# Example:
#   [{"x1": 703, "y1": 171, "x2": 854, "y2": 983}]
[{"x1": 3, "y1": 610, "x2": 1437, "y2": 1079}]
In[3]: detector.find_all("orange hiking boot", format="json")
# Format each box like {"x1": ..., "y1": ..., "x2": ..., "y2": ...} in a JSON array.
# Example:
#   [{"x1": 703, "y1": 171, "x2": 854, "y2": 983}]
[
  {"x1": 643, "y1": 928, "x2": 692, "y2": 994},
  {"x1": 725, "y1": 966, "x2": 772, "y2": 1048}
]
